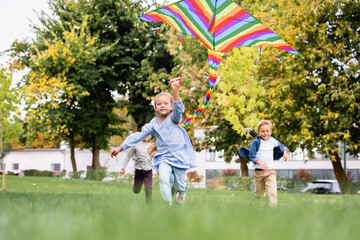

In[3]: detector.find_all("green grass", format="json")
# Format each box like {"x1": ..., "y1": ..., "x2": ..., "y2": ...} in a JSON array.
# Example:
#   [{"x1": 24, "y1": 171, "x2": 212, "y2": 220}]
[{"x1": 1, "y1": 176, "x2": 359, "y2": 240}]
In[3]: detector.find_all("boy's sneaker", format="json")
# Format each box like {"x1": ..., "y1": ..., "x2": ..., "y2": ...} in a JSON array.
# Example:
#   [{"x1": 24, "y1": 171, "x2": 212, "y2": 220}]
[{"x1": 175, "y1": 192, "x2": 186, "y2": 204}]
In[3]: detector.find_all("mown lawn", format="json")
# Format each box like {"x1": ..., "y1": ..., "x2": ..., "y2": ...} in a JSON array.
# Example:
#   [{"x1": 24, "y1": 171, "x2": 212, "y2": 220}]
[{"x1": 0, "y1": 175, "x2": 359, "y2": 240}]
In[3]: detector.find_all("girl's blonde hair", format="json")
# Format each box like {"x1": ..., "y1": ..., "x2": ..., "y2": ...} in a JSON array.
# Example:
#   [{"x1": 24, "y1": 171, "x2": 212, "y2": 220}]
[
  {"x1": 153, "y1": 92, "x2": 173, "y2": 113},
  {"x1": 257, "y1": 120, "x2": 273, "y2": 132},
  {"x1": 148, "y1": 143, "x2": 157, "y2": 158}
]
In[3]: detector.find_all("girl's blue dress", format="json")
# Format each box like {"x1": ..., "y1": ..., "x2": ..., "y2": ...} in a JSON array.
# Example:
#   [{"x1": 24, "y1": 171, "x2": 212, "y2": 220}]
[{"x1": 120, "y1": 99, "x2": 196, "y2": 171}]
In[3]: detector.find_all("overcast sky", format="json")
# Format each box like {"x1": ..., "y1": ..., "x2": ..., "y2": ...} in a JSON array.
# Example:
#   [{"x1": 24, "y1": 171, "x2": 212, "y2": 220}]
[
  {"x1": 0, "y1": 0, "x2": 176, "y2": 67},
  {"x1": 0, "y1": 0, "x2": 51, "y2": 66}
]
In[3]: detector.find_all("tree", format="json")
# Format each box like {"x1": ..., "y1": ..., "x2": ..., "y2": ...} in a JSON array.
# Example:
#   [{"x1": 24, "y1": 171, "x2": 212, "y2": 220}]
[
  {"x1": 0, "y1": 68, "x2": 22, "y2": 190},
  {"x1": 17, "y1": 18, "x2": 106, "y2": 174},
  {"x1": 9, "y1": 0, "x2": 173, "y2": 170},
  {"x1": 257, "y1": 0, "x2": 360, "y2": 191},
  {"x1": 124, "y1": 20, "x2": 175, "y2": 129},
  {"x1": 201, "y1": 47, "x2": 266, "y2": 175},
  {"x1": 181, "y1": 0, "x2": 359, "y2": 186},
  {"x1": 216, "y1": 48, "x2": 265, "y2": 136}
]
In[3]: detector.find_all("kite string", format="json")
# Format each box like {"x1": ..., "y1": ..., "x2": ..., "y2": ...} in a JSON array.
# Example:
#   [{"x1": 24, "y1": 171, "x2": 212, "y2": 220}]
[
  {"x1": 276, "y1": 54, "x2": 294, "y2": 61},
  {"x1": 143, "y1": 22, "x2": 161, "y2": 33},
  {"x1": 251, "y1": 46, "x2": 295, "y2": 71},
  {"x1": 251, "y1": 46, "x2": 262, "y2": 71},
  {"x1": 143, "y1": 23, "x2": 183, "y2": 55}
]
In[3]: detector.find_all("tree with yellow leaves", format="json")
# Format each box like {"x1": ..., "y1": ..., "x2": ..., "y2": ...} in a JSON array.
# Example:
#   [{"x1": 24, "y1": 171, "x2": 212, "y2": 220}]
[
  {"x1": 0, "y1": 68, "x2": 22, "y2": 190},
  {"x1": 9, "y1": 0, "x2": 173, "y2": 173},
  {"x1": 20, "y1": 19, "x2": 101, "y2": 175},
  {"x1": 257, "y1": 0, "x2": 360, "y2": 190}
]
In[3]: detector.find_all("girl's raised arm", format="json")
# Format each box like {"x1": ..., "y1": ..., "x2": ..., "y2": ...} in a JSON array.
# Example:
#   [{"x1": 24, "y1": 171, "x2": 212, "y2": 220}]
[
  {"x1": 171, "y1": 81, "x2": 184, "y2": 123},
  {"x1": 171, "y1": 81, "x2": 180, "y2": 102}
]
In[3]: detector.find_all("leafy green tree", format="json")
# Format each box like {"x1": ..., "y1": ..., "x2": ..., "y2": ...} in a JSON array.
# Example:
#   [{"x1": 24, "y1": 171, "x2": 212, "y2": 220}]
[
  {"x1": 21, "y1": 19, "x2": 104, "y2": 174},
  {"x1": 124, "y1": 22, "x2": 175, "y2": 129},
  {"x1": 9, "y1": 0, "x2": 173, "y2": 170},
  {"x1": 257, "y1": 0, "x2": 360, "y2": 190},
  {"x1": 215, "y1": 48, "x2": 265, "y2": 135},
  {"x1": 199, "y1": 47, "x2": 265, "y2": 175},
  {"x1": 0, "y1": 68, "x2": 22, "y2": 190}
]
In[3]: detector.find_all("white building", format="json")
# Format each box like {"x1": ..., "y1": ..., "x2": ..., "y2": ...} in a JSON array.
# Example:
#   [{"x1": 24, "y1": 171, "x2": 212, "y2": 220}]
[{"x1": 2, "y1": 145, "x2": 360, "y2": 183}]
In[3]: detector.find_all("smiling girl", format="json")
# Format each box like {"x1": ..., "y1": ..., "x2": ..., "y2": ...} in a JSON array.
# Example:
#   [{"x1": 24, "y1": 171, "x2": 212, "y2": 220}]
[{"x1": 111, "y1": 81, "x2": 196, "y2": 206}]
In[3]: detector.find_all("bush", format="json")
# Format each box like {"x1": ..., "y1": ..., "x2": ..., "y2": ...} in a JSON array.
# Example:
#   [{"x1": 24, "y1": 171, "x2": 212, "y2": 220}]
[
  {"x1": 239, "y1": 177, "x2": 253, "y2": 191},
  {"x1": 297, "y1": 169, "x2": 313, "y2": 182},
  {"x1": 216, "y1": 176, "x2": 308, "y2": 193},
  {"x1": 37, "y1": 170, "x2": 55, "y2": 177},
  {"x1": 343, "y1": 182, "x2": 360, "y2": 194},
  {"x1": 22, "y1": 169, "x2": 57, "y2": 177},
  {"x1": 69, "y1": 171, "x2": 84, "y2": 179},
  {"x1": 206, "y1": 178, "x2": 221, "y2": 189},
  {"x1": 220, "y1": 176, "x2": 241, "y2": 190},
  {"x1": 186, "y1": 170, "x2": 203, "y2": 183},
  {"x1": 217, "y1": 176, "x2": 254, "y2": 191},
  {"x1": 23, "y1": 169, "x2": 38, "y2": 176},
  {"x1": 220, "y1": 169, "x2": 237, "y2": 177},
  {"x1": 277, "y1": 177, "x2": 308, "y2": 193},
  {"x1": 86, "y1": 168, "x2": 107, "y2": 181},
  {"x1": 109, "y1": 172, "x2": 120, "y2": 179}
]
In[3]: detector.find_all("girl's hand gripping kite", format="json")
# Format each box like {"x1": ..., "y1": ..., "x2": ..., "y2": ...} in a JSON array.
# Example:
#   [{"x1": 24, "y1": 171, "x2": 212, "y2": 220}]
[{"x1": 169, "y1": 76, "x2": 182, "y2": 85}]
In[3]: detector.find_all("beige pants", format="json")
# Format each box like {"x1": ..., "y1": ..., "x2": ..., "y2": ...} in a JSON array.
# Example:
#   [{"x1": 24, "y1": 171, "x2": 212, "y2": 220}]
[{"x1": 254, "y1": 169, "x2": 277, "y2": 206}]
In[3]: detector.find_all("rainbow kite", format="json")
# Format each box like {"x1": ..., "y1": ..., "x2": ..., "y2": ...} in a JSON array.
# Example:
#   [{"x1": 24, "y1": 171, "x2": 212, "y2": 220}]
[{"x1": 140, "y1": 0, "x2": 301, "y2": 127}]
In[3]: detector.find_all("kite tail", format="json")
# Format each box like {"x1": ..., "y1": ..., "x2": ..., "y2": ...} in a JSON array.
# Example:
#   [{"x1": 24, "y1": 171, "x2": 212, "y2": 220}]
[
  {"x1": 181, "y1": 50, "x2": 224, "y2": 128},
  {"x1": 179, "y1": 32, "x2": 183, "y2": 54}
]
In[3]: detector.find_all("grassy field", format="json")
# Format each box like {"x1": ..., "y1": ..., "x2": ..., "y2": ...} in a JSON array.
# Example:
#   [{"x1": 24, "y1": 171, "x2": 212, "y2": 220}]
[{"x1": 1, "y1": 176, "x2": 359, "y2": 240}]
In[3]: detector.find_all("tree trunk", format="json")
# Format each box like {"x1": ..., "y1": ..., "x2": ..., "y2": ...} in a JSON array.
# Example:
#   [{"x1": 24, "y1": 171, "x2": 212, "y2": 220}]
[
  {"x1": 239, "y1": 157, "x2": 249, "y2": 177},
  {"x1": 2, "y1": 163, "x2": 5, "y2": 191},
  {"x1": 91, "y1": 97, "x2": 101, "y2": 171},
  {"x1": 330, "y1": 151, "x2": 348, "y2": 193},
  {"x1": 70, "y1": 146, "x2": 77, "y2": 172},
  {"x1": 92, "y1": 135, "x2": 101, "y2": 170},
  {"x1": 69, "y1": 132, "x2": 77, "y2": 174},
  {"x1": 1, "y1": 112, "x2": 5, "y2": 191}
]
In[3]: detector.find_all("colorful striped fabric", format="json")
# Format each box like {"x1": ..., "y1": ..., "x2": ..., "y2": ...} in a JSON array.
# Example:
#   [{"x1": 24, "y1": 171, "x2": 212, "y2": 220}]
[
  {"x1": 139, "y1": 0, "x2": 301, "y2": 56},
  {"x1": 140, "y1": 0, "x2": 301, "y2": 127}
]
